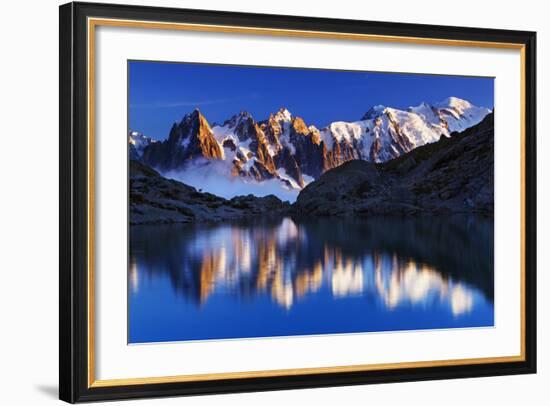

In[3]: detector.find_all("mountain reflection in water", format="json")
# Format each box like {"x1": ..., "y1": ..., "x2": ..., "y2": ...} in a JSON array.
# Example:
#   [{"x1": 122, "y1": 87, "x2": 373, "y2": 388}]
[{"x1": 129, "y1": 216, "x2": 493, "y2": 343}]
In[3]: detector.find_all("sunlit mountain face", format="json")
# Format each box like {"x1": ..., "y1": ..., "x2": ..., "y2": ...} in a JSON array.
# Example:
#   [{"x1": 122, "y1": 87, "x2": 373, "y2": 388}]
[{"x1": 129, "y1": 215, "x2": 494, "y2": 343}]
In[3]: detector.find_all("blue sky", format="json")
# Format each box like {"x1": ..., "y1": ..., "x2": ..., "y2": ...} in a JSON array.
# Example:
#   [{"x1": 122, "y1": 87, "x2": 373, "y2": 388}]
[{"x1": 129, "y1": 61, "x2": 494, "y2": 140}]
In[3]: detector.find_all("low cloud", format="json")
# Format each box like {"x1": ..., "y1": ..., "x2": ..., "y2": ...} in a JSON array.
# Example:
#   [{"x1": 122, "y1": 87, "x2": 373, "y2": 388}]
[{"x1": 164, "y1": 160, "x2": 299, "y2": 203}]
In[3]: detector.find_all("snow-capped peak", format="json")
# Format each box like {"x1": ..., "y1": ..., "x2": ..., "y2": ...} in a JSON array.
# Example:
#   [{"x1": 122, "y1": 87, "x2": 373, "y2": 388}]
[
  {"x1": 433, "y1": 97, "x2": 491, "y2": 133},
  {"x1": 237, "y1": 110, "x2": 253, "y2": 119},
  {"x1": 273, "y1": 107, "x2": 292, "y2": 122},
  {"x1": 435, "y1": 96, "x2": 473, "y2": 110},
  {"x1": 361, "y1": 104, "x2": 387, "y2": 120},
  {"x1": 129, "y1": 130, "x2": 155, "y2": 145},
  {"x1": 128, "y1": 130, "x2": 157, "y2": 159},
  {"x1": 222, "y1": 111, "x2": 255, "y2": 128}
]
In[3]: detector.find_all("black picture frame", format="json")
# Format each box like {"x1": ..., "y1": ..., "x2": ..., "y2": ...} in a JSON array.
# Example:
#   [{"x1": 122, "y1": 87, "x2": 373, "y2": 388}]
[{"x1": 60, "y1": 1, "x2": 537, "y2": 403}]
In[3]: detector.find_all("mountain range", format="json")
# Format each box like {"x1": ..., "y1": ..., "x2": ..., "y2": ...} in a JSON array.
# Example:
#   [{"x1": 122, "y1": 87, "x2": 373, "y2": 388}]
[
  {"x1": 129, "y1": 97, "x2": 491, "y2": 200},
  {"x1": 129, "y1": 112, "x2": 494, "y2": 225},
  {"x1": 295, "y1": 112, "x2": 494, "y2": 216}
]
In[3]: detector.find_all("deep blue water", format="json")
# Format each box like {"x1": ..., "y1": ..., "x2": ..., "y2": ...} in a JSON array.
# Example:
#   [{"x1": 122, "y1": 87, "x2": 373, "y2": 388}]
[{"x1": 128, "y1": 215, "x2": 494, "y2": 343}]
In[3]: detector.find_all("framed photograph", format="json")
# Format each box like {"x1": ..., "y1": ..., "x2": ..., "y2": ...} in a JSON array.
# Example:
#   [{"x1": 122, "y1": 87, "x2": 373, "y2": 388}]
[{"x1": 59, "y1": 1, "x2": 537, "y2": 403}]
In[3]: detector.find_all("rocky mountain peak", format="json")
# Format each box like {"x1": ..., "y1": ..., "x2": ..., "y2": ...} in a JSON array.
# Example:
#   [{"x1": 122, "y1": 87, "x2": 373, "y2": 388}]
[
  {"x1": 361, "y1": 104, "x2": 387, "y2": 120},
  {"x1": 223, "y1": 110, "x2": 254, "y2": 128},
  {"x1": 291, "y1": 116, "x2": 310, "y2": 135},
  {"x1": 180, "y1": 108, "x2": 201, "y2": 123},
  {"x1": 168, "y1": 108, "x2": 213, "y2": 145},
  {"x1": 141, "y1": 108, "x2": 222, "y2": 170},
  {"x1": 129, "y1": 131, "x2": 157, "y2": 160},
  {"x1": 273, "y1": 107, "x2": 292, "y2": 122}
]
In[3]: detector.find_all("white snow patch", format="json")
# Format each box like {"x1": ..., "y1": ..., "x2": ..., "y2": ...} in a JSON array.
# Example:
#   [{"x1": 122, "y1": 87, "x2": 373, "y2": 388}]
[{"x1": 274, "y1": 108, "x2": 292, "y2": 123}]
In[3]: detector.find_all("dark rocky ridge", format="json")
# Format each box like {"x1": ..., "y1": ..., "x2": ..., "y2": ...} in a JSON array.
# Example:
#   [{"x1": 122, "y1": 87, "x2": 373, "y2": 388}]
[
  {"x1": 294, "y1": 113, "x2": 494, "y2": 216},
  {"x1": 129, "y1": 160, "x2": 291, "y2": 225}
]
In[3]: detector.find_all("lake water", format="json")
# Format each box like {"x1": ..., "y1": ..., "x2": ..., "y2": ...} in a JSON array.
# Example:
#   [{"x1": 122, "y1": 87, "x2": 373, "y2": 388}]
[{"x1": 129, "y1": 215, "x2": 494, "y2": 343}]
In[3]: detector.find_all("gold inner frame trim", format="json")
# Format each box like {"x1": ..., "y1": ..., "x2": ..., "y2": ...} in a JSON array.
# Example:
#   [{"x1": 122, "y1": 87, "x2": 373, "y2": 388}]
[{"x1": 87, "y1": 17, "x2": 527, "y2": 388}]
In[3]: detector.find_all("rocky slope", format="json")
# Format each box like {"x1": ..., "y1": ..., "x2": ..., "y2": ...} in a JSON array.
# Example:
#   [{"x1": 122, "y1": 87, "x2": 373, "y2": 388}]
[
  {"x1": 294, "y1": 112, "x2": 494, "y2": 216},
  {"x1": 131, "y1": 97, "x2": 491, "y2": 197},
  {"x1": 129, "y1": 160, "x2": 290, "y2": 225}
]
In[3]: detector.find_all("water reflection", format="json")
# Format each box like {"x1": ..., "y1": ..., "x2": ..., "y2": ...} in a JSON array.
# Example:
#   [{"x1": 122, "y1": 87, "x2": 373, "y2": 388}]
[
  {"x1": 129, "y1": 215, "x2": 493, "y2": 342},
  {"x1": 372, "y1": 257, "x2": 473, "y2": 315}
]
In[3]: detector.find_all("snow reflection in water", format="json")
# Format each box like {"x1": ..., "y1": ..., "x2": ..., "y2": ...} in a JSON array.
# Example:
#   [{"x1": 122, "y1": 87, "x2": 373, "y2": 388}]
[{"x1": 129, "y1": 215, "x2": 494, "y2": 343}]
